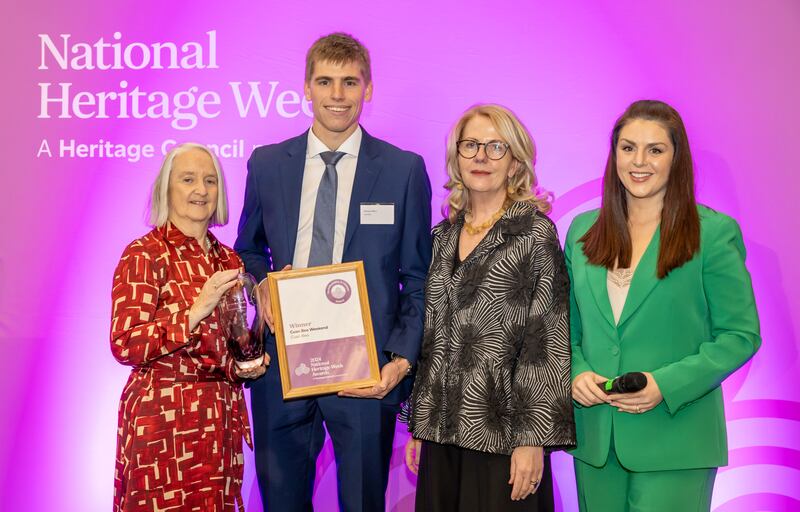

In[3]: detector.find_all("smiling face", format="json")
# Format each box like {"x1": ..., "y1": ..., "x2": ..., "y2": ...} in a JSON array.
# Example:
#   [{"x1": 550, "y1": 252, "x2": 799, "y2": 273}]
[
  {"x1": 615, "y1": 118, "x2": 675, "y2": 205},
  {"x1": 458, "y1": 115, "x2": 516, "y2": 202},
  {"x1": 167, "y1": 148, "x2": 219, "y2": 231},
  {"x1": 304, "y1": 59, "x2": 373, "y2": 149}
]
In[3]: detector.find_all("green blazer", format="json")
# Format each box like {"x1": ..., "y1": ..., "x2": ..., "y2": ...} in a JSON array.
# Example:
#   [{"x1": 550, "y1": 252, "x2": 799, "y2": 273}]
[{"x1": 566, "y1": 205, "x2": 760, "y2": 471}]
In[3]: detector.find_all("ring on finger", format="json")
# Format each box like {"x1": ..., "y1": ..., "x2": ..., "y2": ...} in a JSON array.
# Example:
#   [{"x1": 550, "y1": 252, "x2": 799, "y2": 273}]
[{"x1": 636, "y1": 405, "x2": 641, "y2": 413}]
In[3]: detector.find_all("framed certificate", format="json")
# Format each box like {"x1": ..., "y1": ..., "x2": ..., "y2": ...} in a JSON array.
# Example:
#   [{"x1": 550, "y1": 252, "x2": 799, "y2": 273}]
[{"x1": 267, "y1": 261, "x2": 381, "y2": 399}]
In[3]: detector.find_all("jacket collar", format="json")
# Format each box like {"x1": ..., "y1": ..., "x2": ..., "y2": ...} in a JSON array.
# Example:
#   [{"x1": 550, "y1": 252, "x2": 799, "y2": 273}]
[
  {"x1": 280, "y1": 132, "x2": 311, "y2": 259},
  {"x1": 159, "y1": 221, "x2": 219, "y2": 251},
  {"x1": 584, "y1": 224, "x2": 661, "y2": 330},
  {"x1": 280, "y1": 128, "x2": 383, "y2": 260},
  {"x1": 306, "y1": 125, "x2": 363, "y2": 158},
  {"x1": 436, "y1": 200, "x2": 540, "y2": 277},
  {"x1": 344, "y1": 128, "x2": 383, "y2": 254},
  {"x1": 617, "y1": 226, "x2": 661, "y2": 326}
]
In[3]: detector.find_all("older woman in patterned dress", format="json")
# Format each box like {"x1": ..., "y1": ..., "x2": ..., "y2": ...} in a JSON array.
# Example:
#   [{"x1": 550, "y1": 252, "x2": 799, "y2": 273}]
[
  {"x1": 405, "y1": 105, "x2": 575, "y2": 511},
  {"x1": 110, "y1": 143, "x2": 266, "y2": 511}
]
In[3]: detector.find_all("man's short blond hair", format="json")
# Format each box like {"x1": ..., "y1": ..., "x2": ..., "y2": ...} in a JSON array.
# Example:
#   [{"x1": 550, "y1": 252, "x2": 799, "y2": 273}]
[{"x1": 305, "y1": 32, "x2": 371, "y2": 83}]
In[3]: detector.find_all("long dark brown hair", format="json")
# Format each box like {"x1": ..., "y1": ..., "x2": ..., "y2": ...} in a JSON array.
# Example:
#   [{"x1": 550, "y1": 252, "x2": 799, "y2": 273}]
[{"x1": 580, "y1": 100, "x2": 700, "y2": 278}]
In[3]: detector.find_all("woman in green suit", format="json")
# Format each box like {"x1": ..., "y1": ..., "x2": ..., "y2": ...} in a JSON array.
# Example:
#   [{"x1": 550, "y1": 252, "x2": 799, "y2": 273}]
[{"x1": 565, "y1": 100, "x2": 760, "y2": 511}]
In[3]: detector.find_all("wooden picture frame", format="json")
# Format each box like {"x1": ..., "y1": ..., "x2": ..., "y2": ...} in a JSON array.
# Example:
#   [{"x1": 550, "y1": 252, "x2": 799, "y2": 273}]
[{"x1": 267, "y1": 261, "x2": 381, "y2": 399}]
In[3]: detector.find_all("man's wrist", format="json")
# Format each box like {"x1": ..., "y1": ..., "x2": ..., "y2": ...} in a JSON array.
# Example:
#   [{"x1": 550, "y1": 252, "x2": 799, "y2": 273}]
[{"x1": 390, "y1": 353, "x2": 412, "y2": 376}]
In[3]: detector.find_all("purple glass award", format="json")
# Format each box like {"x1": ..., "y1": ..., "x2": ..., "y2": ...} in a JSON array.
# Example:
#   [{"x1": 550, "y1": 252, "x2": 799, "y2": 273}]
[{"x1": 220, "y1": 273, "x2": 264, "y2": 370}]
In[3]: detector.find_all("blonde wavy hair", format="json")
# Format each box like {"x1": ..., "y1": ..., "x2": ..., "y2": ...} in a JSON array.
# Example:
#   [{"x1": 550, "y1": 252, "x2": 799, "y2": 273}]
[{"x1": 443, "y1": 104, "x2": 552, "y2": 223}]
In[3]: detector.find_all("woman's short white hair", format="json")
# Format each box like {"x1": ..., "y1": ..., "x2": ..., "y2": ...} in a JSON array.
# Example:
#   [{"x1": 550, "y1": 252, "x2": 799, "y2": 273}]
[{"x1": 148, "y1": 143, "x2": 229, "y2": 227}]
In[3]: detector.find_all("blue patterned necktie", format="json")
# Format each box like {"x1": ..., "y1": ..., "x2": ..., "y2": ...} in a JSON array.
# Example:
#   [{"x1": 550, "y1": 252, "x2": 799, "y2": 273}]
[{"x1": 307, "y1": 151, "x2": 346, "y2": 266}]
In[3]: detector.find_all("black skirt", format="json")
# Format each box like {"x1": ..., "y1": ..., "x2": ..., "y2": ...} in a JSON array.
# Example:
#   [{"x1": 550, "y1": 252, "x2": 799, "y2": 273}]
[{"x1": 415, "y1": 441, "x2": 555, "y2": 512}]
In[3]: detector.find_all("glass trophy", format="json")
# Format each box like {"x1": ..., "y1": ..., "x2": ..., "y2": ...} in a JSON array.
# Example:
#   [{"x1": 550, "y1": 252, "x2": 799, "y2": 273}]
[{"x1": 220, "y1": 273, "x2": 265, "y2": 370}]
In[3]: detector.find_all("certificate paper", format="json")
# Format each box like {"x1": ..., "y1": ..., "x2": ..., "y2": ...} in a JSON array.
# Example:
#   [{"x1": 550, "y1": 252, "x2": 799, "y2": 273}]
[{"x1": 268, "y1": 262, "x2": 380, "y2": 399}]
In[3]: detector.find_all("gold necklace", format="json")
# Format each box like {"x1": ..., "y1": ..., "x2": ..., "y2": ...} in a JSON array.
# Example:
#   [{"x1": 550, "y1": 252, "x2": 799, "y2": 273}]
[{"x1": 464, "y1": 201, "x2": 510, "y2": 235}]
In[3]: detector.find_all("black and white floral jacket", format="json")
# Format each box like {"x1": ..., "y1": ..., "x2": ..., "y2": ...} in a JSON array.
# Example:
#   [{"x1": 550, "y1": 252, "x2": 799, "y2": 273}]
[{"x1": 409, "y1": 201, "x2": 575, "y2": 455}]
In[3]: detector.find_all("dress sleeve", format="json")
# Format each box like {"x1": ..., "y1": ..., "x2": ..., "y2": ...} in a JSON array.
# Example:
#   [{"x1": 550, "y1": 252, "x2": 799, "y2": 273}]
[
  {"x1": 511, "y1": 220, "x2": 576, "y2": 449},
  {"x1": 652, "y1": 214, "x2": 761, "y2": 414},
  {"x1": 110, "y1": 244, "x2": 198, "y2": 366}
]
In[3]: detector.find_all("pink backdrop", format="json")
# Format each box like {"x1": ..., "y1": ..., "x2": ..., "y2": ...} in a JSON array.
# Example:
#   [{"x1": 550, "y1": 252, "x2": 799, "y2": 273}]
[{"x1": 2, "y1": 1, "x2": 798, "y2": 510}]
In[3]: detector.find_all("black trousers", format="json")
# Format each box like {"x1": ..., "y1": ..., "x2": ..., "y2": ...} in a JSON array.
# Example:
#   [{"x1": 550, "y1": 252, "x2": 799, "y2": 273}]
[{"x1": 415, "y1": 441, "x2": 554, "y2": 512}]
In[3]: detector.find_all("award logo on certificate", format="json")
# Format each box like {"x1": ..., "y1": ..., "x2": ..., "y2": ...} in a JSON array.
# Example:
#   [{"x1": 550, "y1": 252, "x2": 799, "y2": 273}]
[{"x1": 268, "y1": 261, "x2": 381, "y2": 399}]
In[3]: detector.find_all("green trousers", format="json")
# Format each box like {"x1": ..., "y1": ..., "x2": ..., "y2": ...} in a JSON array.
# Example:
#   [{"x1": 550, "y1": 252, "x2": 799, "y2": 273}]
[{"x1": 574, "y1": 444, "x2": 717, "y2": 512}]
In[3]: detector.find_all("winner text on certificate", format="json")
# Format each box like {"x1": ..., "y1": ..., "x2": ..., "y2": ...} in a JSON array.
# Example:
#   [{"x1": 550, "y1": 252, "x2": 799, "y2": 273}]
[{"x1": 269, "y1": 262, "x2": 380, "y2": 398}]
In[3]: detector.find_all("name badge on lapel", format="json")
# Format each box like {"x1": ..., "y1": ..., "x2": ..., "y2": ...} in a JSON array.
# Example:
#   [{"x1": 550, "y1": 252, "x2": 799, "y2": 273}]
[{"x1": 360, "y1": 203, "x2": 394, "y2": 225}]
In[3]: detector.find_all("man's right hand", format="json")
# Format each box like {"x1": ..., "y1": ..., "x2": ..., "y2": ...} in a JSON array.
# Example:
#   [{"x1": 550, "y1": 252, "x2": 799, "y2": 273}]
[{"x1": 256, "y1": 265, "x2": 292, "y2": 333}]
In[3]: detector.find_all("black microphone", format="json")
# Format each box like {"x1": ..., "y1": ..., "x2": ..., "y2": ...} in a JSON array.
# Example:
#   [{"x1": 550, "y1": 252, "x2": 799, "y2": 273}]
[{"x1": 599, "y1": 372, "x2": 647, "y2": 394}]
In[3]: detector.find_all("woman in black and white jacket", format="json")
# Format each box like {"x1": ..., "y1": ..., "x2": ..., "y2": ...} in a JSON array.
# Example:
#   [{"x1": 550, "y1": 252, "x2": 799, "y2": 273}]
[{"x1": 406, "y1": 104, "x2": 575, "y2": 512}]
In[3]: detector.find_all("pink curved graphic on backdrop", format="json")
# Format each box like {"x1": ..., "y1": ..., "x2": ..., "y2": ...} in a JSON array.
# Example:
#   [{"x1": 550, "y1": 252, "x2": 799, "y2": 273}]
[
  {"x1": 726, "y1": 399, "x2": 800, "y2": 422},
  {"x1": 715, "y1": 494, "x2": 800, "y2": 512},
  {"x1": 550, "y1": 178, "x2": 603, "y2": 223},
  {"x1": 724, "y1": 446, "x2": 800, "y2": 473}
]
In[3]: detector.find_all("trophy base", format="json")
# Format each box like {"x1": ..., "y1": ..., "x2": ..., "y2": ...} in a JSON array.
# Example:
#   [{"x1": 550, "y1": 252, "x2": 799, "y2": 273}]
[{"x1": 235, "y1": 355, "x2": 264, "y2": 370}]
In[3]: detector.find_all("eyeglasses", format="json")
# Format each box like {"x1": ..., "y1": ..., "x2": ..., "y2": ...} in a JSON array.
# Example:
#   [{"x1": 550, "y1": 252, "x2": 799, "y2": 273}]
[{"x1": 456, "y1": 139, "x2": 510, "y2": 160}]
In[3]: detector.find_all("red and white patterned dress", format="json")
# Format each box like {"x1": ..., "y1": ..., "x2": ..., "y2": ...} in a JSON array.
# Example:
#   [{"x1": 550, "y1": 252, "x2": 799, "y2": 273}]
[{"x1": 110, "y1": 223, "x2": 252, "y2": 511}]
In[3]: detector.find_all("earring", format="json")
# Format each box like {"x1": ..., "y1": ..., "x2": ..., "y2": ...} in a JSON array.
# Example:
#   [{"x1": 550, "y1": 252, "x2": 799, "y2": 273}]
[
  {"x1": 506, "y1": 176, "x2": 515, "y2": 195},
  {"x1": 456, "y1": 182, "x2": 463, "y2": 190}
]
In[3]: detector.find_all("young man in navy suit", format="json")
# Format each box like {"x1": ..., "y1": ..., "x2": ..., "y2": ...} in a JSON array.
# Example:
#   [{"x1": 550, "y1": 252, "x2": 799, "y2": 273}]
[{"x1": 234, "y1": 33, "x2": 432, "y2": 511}]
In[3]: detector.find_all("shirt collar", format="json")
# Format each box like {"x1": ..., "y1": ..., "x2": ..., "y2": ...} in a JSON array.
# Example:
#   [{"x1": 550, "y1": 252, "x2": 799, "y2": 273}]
[
  {"x1": 306, "y1": 125, "x2": 362, "y2": 159},
  {"x1": 159, "y1": 221, "x2": 219, "y2": 250}
]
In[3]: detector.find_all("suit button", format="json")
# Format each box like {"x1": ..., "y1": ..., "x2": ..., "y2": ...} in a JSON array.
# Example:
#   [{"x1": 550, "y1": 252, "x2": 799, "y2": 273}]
[{"x1": 610, "y1": 346, "x2": 620, "y2": 356}]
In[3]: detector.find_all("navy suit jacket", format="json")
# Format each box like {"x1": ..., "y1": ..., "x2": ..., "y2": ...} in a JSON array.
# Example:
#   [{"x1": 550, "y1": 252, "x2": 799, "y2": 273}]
[{"x1": 234, "y1": 128, "x2": 432, "y2": 403}]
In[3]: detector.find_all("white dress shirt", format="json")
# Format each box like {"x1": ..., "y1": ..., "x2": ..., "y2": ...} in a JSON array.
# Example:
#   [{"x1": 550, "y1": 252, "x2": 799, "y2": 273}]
[{"x1": 291, "y1": 126, "x2": 362, "y2": 269}]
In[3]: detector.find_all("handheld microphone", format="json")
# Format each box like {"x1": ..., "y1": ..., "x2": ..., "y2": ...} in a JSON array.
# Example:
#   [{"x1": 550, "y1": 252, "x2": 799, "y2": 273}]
[{"x1": 599, "y1": 372, "x2": 647, "y2": 394}]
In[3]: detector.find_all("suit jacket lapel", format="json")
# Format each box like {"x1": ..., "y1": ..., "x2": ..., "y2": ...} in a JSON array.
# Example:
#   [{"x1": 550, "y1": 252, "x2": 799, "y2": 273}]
[
  {"x1": 617, "y1": 226, "x2": 661, "y2": 327},
  {"x1": 279, "y1": 132, "x2": 308, "y2": 262},
  {"x1": 344, "y1": 129, "x2": 383, "y2": 254},
  {"x1": 585, "y1": 262, "x2": 616, "y2": 330}
]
